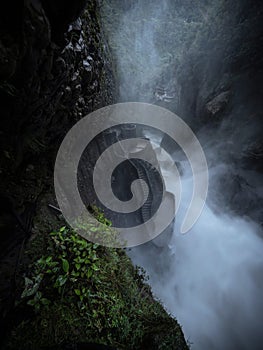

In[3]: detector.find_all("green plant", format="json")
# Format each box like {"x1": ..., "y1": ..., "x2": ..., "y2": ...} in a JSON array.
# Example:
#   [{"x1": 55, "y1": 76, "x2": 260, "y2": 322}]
[
  {"x1": 6, "y1": 207, "x2": 188, "y2": 349},
  {"x1": 21, "y1": 226, "x2": 102, "y2": 309}
]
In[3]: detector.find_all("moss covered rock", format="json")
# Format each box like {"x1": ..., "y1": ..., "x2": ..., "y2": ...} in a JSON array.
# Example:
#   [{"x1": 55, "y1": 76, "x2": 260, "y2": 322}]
[{"x1": 4, "y1": 224, "x2": 187, "y2": 350}]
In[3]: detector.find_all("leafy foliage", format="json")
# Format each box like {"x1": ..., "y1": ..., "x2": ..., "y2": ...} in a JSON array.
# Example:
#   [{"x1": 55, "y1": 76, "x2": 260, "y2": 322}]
[{"x1": 6, "y1": 209, "x2": 187, "y2": 349}]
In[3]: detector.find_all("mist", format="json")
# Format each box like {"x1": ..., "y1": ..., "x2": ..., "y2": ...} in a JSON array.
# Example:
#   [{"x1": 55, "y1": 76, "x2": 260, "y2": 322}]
[{"x1": 100, "y1": 0, "x2": 263, "y2": 348}]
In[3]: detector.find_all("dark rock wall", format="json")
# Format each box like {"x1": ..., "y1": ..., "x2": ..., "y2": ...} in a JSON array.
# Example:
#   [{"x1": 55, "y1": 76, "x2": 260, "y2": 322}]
[
  {"x1": 161, "y1": 0, "x2": 263, "y2": 223},
  {"x1": 78, "y1": 125, "x2": 164, "y2": 229},
  {"x1": 0, "y1": 0, "x2": 115, "y2": 176},
  {"x1": 0, "y1": 0, "x2": 116, "y2": 327},
  {"x1": 175, "y1": 1, "x2": 263, "y2": 126}
]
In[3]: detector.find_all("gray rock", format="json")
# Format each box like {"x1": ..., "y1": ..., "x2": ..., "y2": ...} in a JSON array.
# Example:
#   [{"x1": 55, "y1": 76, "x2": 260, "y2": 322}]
[{"x1": 206, "y1": 90, "x2": 230, "y2": 116}]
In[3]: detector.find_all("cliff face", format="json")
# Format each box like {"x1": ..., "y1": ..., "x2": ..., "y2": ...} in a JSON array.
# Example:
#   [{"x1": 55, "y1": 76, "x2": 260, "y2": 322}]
[
  {"x1": 0, "y1": 0, "x2": 115, "y2": 334},
  {"x1": 0, "y1": 1, "x2": 188, "y2": 349},
  {"x1": 0, "y1": 0, "x2": 115, "y2": 175}
]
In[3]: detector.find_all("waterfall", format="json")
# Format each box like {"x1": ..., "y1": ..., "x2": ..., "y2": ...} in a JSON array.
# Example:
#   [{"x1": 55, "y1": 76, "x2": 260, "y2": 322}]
[
  {"x1": 100, "y1": 0, "x2": 263, "y2": 348},
  {"x1": 129, "y1": 159, "x2": 263, "y2": 349}
]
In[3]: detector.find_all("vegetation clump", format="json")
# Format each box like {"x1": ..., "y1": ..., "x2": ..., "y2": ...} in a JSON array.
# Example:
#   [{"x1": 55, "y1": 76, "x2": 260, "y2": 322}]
[{"x1": 4, "y1": 211, "x2": 187, "y2": 349}]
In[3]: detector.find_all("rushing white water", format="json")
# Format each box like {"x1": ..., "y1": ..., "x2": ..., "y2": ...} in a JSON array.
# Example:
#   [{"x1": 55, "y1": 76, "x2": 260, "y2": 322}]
[
  {"x1": 169, "y1": 208, "x2": 263, "y2": 350},
  {"x1": 127, "y1": 134, "x2": 263, "y2": 349},
  {"x1": 129, "y1": 157, "x2": 263, "y2": 350},
  {"x1": 100, "y1": 1, "x2": 263, "y2": 348}
]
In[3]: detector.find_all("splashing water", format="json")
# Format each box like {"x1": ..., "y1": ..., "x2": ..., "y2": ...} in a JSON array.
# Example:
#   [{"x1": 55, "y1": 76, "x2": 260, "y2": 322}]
[
  {"x1": 129, "y1": 161, "x2": 263, "y2": 349},
  {"x1": 100, "y1": 0, "x2": 263, "y2": 348}
]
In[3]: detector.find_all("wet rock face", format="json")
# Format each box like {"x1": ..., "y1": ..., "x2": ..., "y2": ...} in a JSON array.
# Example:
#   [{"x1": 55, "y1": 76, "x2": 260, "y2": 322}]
[
  {"x1": 0, "y1": 0, "x2": 115, "y2": 182},
  {"x1": 78, "y1": 124, "x2": 164, "y2": 228},
  {"x1": 175, "y1": 1, "x2": 263, "y2": 126},
  {"x1": 77, "y1": 123, "x2": 175, "y2": 253},
  {"x1": 205, "y1": 91, "x2": 231, "y2": 119},
  {"x1": 0, "y1": 0, "x2": 116, "y2": 326},
  {"x1": 40, "y1": 0, "x2": 89, "y2": 43}
]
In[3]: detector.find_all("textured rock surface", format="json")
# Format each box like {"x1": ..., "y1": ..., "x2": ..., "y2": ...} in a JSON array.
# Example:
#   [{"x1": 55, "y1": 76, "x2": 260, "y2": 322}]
[
  {"x1": 0, "y1": 0, "x2": 116, "y2": 332},
  {"x1": 0, "y1": 2, "x2": 188, "y2": 349},
  {"x1": 205, "y1": 91, "x2": 230, "y2": 118}
]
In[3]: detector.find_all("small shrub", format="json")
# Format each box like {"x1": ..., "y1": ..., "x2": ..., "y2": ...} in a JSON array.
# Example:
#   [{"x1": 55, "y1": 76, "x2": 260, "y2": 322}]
[{"x1": 6, "y1": 209, "x2": 187, "y2": 349}]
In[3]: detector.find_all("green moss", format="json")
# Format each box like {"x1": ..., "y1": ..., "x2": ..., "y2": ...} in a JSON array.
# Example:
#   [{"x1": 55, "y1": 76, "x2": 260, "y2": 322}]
[{"x1": 4, "y1": 211, "x2": 187, "y2": 350}]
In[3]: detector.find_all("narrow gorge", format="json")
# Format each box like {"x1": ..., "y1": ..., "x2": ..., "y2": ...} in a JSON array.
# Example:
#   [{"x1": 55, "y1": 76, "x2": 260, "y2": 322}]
[{"x1": 0, "y1": 1, "x2": 262, "y2": 350}]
